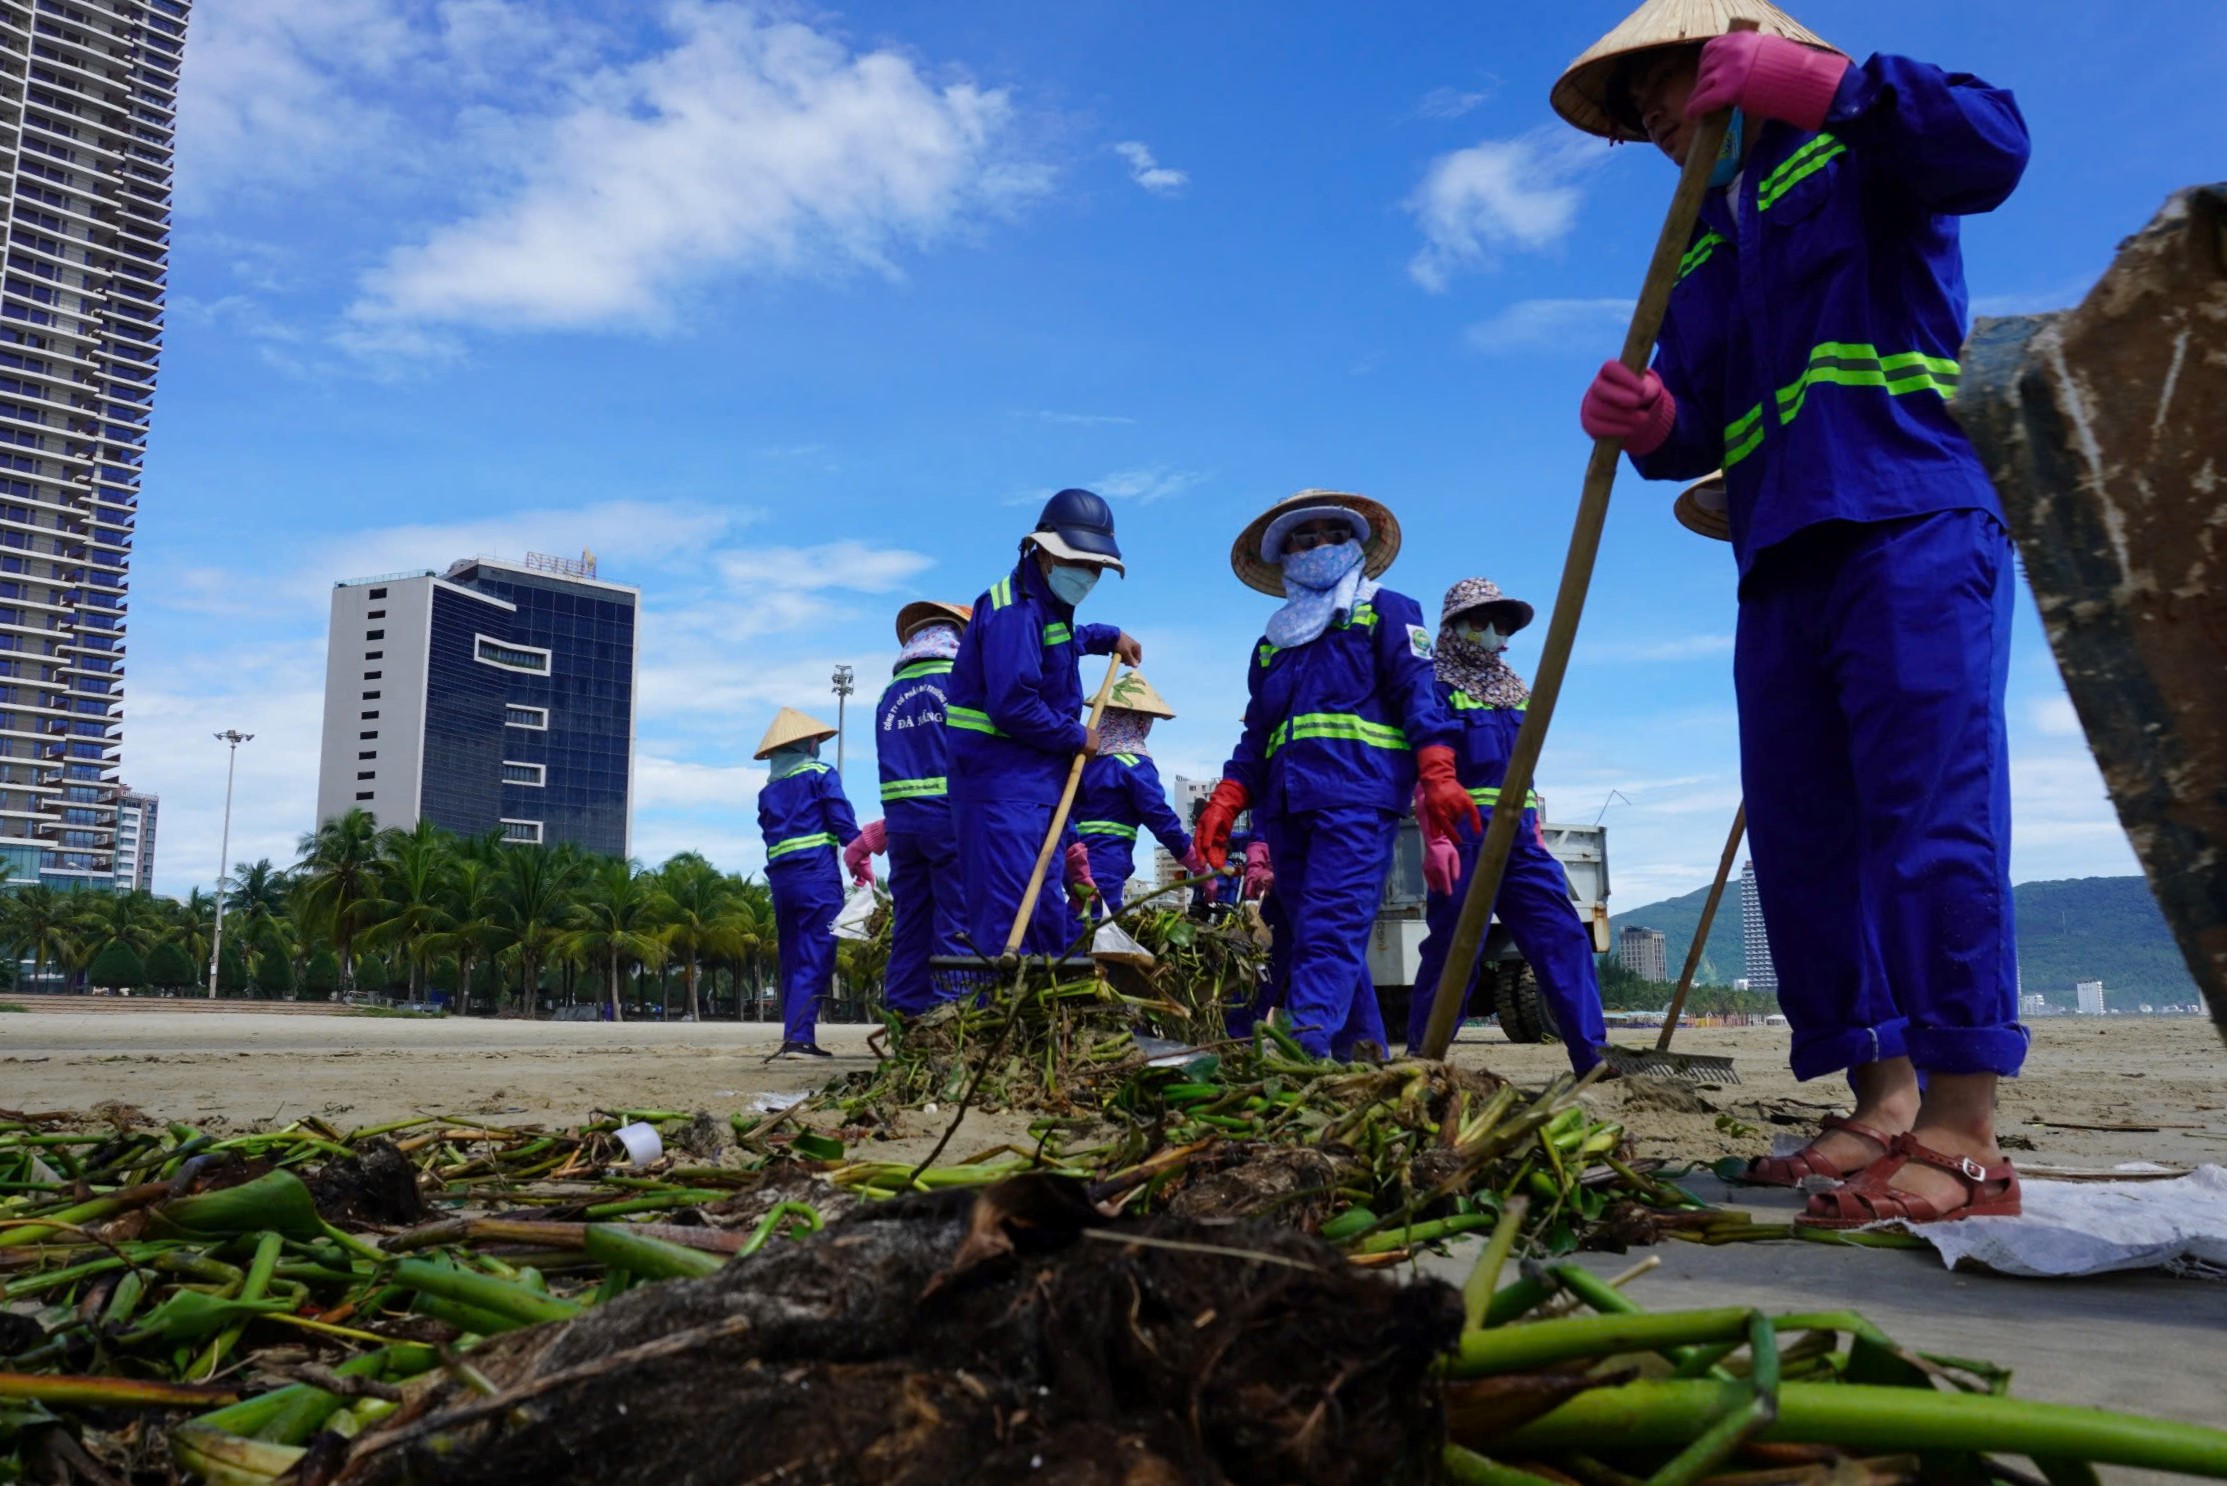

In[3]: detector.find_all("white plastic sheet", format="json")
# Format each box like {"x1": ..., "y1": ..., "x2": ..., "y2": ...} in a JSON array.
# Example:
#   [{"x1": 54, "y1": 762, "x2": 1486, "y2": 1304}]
[
  {"x1": 831, "y1": 884, "x2": 883, "y2": 940},
  {"x1": 1894, "y1": 1165, "x2": 2227, "y2": 1277}
]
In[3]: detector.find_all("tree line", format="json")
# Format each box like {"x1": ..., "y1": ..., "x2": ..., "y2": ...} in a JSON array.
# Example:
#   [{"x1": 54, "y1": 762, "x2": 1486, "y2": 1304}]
[{"x1": 3, "y1": 808, "x2": 885, "y2": 1020}]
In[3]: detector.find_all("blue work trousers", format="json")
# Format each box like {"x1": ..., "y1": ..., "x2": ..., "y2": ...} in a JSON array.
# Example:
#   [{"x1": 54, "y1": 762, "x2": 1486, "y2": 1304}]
[
  {"x1": 1737, "y1": 509, "x2": 2025, "y2": 1081},
  {"x1": 954, "y1": 797, "x2": 1076, "y2": 957},
  {"x1": 884, "y1": 820, "x2": 966, "y2": 1016},
  {"x1": 1258, "y1": 807, "x2": 1394, "y2": 1060},
  {"x1": 1405, "y1": 812, "x2": 1606, "y2": 1074},
  {"x1": 768, "y1": 855, "x2": 843, "y2": 1046}
]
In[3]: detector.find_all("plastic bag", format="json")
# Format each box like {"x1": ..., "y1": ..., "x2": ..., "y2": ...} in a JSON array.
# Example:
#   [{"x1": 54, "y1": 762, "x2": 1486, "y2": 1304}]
[{"x1": 831, "y1": 884, "x2": 883, "y2": 940}]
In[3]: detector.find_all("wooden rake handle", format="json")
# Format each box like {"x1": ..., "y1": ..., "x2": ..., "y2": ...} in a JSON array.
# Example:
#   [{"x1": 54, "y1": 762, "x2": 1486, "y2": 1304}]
[
  {"x1": 1657, "y1": 801, "x2": 1747, "y2": 1051},
  {"x1": 1003, "y1": 653, "x2": 1127, "y2": 961},
  {"x1": 1417, "y1": 61, "x2": 1747, "y2": 1061}
]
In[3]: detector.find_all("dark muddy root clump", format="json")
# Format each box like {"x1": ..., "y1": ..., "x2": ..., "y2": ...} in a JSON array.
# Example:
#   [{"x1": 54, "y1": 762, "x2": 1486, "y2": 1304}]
[
  {"x1": 1162, "y1": 1143, "x2": 1353, "y2": 1227},
  {"x1": 307, "y1": 1139, "x2": 426, "y2": 1228},
  {"x1": 334, "y1": 1176, "x2": 1460, "y2": 1486}
]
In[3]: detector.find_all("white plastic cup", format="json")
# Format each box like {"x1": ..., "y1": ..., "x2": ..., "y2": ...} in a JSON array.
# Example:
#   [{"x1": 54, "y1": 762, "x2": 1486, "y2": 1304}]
[{"x1": 614, "y1": 1121, "x2": 663, "y2": 1168}]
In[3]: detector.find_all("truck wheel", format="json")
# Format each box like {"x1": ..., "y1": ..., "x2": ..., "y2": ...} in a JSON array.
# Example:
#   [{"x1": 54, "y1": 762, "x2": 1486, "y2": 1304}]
[{"x1": 1497, "y1": 962, "x2": 1561, "y2": 1045}]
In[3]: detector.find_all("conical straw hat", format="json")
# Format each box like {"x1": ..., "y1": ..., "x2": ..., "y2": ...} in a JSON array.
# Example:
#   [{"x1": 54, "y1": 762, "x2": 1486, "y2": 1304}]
[
  {"x1": 1552, "y1": 0, "x2": 1838, "y2": 141},
  {"x1": 1230, "y1": 489, "x2": 1402, "y2": 598},
  {"x1": 1105, "y1": 670, "x2": 1176, "y2": 720},
  {"x1": 1674, "y1": 471, "x2": 1732, "y2": 543},
  {"x1": 754, "y1": 706, "x2": 837, "y2": 760},
  {"x1": 894, "y1": 599, "x2": 972, "y2": 644}
]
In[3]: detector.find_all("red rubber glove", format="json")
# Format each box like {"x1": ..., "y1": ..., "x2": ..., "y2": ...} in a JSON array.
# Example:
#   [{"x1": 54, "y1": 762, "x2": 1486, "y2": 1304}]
[
  {"x1": 1686, "y1": 31, "x2": 1848, "y2": 133},
  {"x1": 1580, "y1": 361, "x2": 1676, "y2": 455},
  {"x1": 1195, "y1": 778, "x2": 1249, "y2": 871},
  {"x1": 1242, "y1": 840, "x2": 1274, "y2": 900},
  {"x1": 1416, "y1": 745, "x2": 1483, "y2": 843},
  {"x1": 843, "y1": 819, "x2": 886, "y2": 887}
]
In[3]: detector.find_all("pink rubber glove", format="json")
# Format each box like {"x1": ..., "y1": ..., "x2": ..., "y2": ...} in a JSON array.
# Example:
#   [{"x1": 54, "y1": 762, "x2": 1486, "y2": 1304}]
[
  {"x1": 1063, "y1": 841, "x2": 1097, "y2": 909},
  {"x1": 1180, "y1": 844, "x2": 1209, "y2": 878},
  {"x1": 1686, "y1": 32, "x2": 1849, "y2": 133},
  {"x1": 843, "y1": 819, "x2": 886, "y2": 887},
  {"x1": 1423, "y1": 836, "x2": 1461, "y2": 896},
  {"x1": 1242, "y1": 840, "x2": 1274, "y2": 900},
  {"x1": 1580, "y1": 361, "x2": 1676, "y2": 456}
]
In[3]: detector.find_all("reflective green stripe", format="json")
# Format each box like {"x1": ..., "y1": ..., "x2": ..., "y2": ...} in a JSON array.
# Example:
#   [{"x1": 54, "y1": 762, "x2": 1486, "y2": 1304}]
[
  {"x1": 896, "y1": 660, "x2": 952, "y2": 680},
  {"x1": 1265, "y1": 712, "x2": 1408, "y2": 758},
  {"x1": 1678, "y1": 230, "x2": 1725, "y2": 283},
  {"x1": 1074, "y1": 819, "x2": 1138, "y2": 841},
  {"x1": 770, "y1": 758, "x2": 832, "y2": 781},
  {"x1": 1776, "y1": 343, "x2": 1961, "y2": 423},
  {"x1": 945, "y1": 705, "x2": 1007, "y2": 737},
  {"x1": 1468, "y1": 785, "x2": 1539, "y2": 809},
  {"x1": 880, "y1": 776, "x2": 947, "y2": 801},
  {"x1": 1042, "y1": 622, "x2": 1072, "y2": 646},
  {"x1": 1340, "y1": 603, "x2": 1379, "y2": 630},
  {"x1": 1724, "y1": 405, "x2": 1768, "y2": 468},
  {"x1": 767, "y1": 832, "x2": 837, "y2": 859},
  {"x1": 988, "y1": 577, "x2": 1013, "y2": 611},
  {"x1": 1452, "y1": 693, "x2": 1528, "y2": 711},
  {"x1": 1111, "y1": 752, "x2": 1141, "y2": 766},
  {"x1": 1756, "y1": 133, "x2": 1844, "y2": 211},
  {"x1": 1257, "y1": 641, "x2": 1280, "y2": 668}
]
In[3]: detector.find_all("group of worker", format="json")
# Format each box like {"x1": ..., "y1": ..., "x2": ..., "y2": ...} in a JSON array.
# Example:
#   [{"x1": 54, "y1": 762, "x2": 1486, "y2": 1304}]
[{"x1": 755, "y1": 0, "x2": 2032, "y2": 1230}]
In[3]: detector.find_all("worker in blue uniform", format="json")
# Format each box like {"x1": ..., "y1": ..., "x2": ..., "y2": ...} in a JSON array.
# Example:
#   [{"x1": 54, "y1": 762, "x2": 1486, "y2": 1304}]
[
  {"x1": 754, "y1": 707, "x2": 861, "y2": 1057},
  {"x1": 1196, "y1": 490, "x2": 1479, "y2": 1061},
  {"x1": 846, "y1": 600, "x2": 973, "y2": 1017},
  {"x1": 947, "y1": 489, "x2": 1143, "y2": 956},
  {"x1": 1073, "y1": 671, "x2": 1201, "y2": 916},
  {"x1": 1405, "y1": 578, "x2": 1607, "y2": 1074},
  {"x1": 1559, "y1": 1, "x2": 2029, "y2": 1224}
]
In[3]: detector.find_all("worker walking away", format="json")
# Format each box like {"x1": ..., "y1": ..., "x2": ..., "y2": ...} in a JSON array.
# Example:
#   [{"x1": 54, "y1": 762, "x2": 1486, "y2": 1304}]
[
  {"x1": 1073, "y1": 672, "x2": 1203, "y2": 916},
  {"x1": 1196, "y1": 490, "x2": 1478, "y2": 1061},
  {"x1": 1405, "y1": 579, "x2": 1607, "y2": 1074},
  {"x1": 948, "y1": 489, "x2": 1143, "y2": 956},
  {"x1": 1558, "y1": 0, "x2": 2028, "y2": 1224},
  {"x1": 846, "y1": 601, "x2": 972, "y2": 1017},
  {"x1": 755, "y1": 707, "x2": 861, "y2": 1057}
]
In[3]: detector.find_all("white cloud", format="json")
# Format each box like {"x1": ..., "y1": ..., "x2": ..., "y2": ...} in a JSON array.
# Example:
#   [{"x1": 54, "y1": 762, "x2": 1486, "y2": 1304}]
[
  {"x1": 634, "y1": 754, "x2": 767, "y2": 810},
  {"x1": 1466, "y1": 297, "x2": 1634, "y2": 353},
  {"x1": 2029, "y1": 694, "x2": 2083, "y2": 737},
  {"x1": 1112, "y1": 141, "x2": 1188, "y2": 195},
  {"x1": 1406, "y1": 128, "x2": 1608, "y2": 292},
  {"x1": 715, "y1": 541, "x2": 935, "y2": 593},
  {"x1": 1019, "y1": 409, "x2": 1135, "y2": 426},
  {"x1": 1583, "y1": 632, "x2": 1735, "y2": 663},
  {"x1": 1091, "y1": 466, "x2": 1207, "y2": 504},
  {"x1": 1413, "y1": 86, "x2": 1490, "y2": 121},
  {"x1": 347, "y1": 3, "x2": 1042, "y2": 336}
]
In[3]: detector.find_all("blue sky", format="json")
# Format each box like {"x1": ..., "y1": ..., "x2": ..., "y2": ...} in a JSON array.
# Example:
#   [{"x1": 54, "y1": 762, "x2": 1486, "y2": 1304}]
[{"x1": 134, "y1": 0, "x2": 2222, "y2": 903}]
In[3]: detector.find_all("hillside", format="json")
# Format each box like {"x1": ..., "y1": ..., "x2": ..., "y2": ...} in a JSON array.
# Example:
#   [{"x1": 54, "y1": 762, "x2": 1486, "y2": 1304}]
[{"x1": 1608, "y1": 874, "x2": 2197, "y2": 1009}]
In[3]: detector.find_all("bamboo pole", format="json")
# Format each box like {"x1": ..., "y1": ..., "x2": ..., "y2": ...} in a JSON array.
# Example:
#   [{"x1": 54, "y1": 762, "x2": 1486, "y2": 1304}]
[{"x1": 1003, "y1": 654, "x2": 1125, "y2": 961}]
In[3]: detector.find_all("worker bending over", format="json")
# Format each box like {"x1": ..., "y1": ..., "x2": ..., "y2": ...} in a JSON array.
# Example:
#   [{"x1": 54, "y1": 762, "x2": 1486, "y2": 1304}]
[
  {"x1": 754, "y1": 708, "x2": 860, "y2": 1057},
  {"x1": 947, "y1": 489, "x2": 1142, "y2": 955},
  {"x1": 1559, "y1": 0, "x2": 2029, "y2": 1224},
  {"x1": 1073, "y1": 672, "x2": 1201, "y2": 916},
  {"x1": 1406, "y1": 578, "x2": 1607, "y2": 1074},
  {"x1": 1197, "y1": 490, "x2": 1478, "y2": 1060},
  {"x1": 847, "y1": 600, "x2": 972, "y2": 1017}
]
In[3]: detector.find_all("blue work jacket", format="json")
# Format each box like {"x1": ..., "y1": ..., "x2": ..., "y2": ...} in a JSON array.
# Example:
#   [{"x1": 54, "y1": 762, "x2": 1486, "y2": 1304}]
[
  {"x1": 875, "y1": 657, "x2": 956, "y2": 832},
  {"x1": 1439, "y1": 682, "x2": 1539, "y2": 815},
  {"x1": 1222, "y1": 586, "x2": 1458, "y2": 820},
  {"x1": 947, "y1": 557, "x2": 1120, "y2": 805},
  {"x1": 1075, "y1": 752, "x2": 1192, "y2": 859},
  {"x1": 756, "y1": 761, "x2": 859, "y2": 873},
  {"x1": 1631, "y1": 53, "x2": 2029, "y2": 580}
]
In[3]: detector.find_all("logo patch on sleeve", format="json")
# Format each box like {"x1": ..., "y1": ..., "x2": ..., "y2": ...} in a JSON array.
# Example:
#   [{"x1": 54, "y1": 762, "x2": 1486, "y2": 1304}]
[{"x1": 1407, "y1": 624, "x2": 1434, "y2": 660}]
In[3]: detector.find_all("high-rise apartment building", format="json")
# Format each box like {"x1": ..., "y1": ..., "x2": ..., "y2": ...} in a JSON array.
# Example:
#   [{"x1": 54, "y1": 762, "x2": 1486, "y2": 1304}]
[
  {"x1": 111, "y1": 783, "x2": 152, "y2": 889},
  {"x1": 1617, "y1": 925, "x2": 1667, "y2": 983},
  {"x1": 315, "y1": 554, "x2": 638, "y2": 856},
  {"x1": 1739, "y1": 860, "x2": 1777, "y2": 996},
  {"x1": 0, "y1": 1, "x2": 185, "y2": 888},
  {"x1": 2076, "y1": 980, "x2": 2106, "y2": 1016}
]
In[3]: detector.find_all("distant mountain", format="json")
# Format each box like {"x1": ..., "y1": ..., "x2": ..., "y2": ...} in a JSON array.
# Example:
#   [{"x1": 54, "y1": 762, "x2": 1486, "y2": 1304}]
[{"x1": 1608, "y1": 874, "x2": 2197, "y2": 1009}]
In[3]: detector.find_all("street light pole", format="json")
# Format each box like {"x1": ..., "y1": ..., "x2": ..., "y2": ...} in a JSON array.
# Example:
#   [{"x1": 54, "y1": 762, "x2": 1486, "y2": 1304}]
[
  {"x1": 830, "y1": 665, "x2": 855, "y2": 776},
  {"x1": 207, "y1": 730, "x2": 252, "y2": 998}
]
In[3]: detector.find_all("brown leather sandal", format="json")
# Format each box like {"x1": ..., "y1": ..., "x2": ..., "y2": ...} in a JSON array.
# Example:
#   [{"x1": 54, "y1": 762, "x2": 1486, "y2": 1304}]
[
  {"x1": 1735, "y1": 1113, "x2": 1894, "y2": 1188},
  {"x1": 1795, "y1": 1132, "x2": 2021, "y2": 1229}
]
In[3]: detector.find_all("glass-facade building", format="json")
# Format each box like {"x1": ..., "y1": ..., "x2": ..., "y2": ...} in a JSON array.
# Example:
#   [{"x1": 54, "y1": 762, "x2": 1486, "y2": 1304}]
[
  {"x1": 0, "y1": 0, "x2": 188, "y2": 888},
  {"x1": 315, "y1": 555, "x2": 637, "y2": 857}
]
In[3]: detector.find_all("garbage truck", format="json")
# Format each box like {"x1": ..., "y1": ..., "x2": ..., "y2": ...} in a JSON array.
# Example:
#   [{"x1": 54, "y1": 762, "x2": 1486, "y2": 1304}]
[{"x1": 1367, "y1": 815, "x2": 1610, "y2": 1043}]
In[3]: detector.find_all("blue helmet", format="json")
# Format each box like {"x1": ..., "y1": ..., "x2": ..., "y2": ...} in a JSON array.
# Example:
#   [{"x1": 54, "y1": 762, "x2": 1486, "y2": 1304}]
[{"x1": 1028, "y1": 487, "x2": 1124, "y2": 572}]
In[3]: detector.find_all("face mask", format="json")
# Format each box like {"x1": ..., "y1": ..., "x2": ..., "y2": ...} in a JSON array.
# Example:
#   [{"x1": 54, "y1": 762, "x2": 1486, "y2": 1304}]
[
  {"x1": 1047, "y1": 563, "x2": 1099, "y2": 606},
  {"x1": 1451, "y1": 623, "x2": 1507, "y2": 654},
  {"x1": 1709, "y1": 108, "x2": 1745, "y2": 190},
  {"x1": 1280, "y1": 540, "x2": 1362, "y2": 590}
]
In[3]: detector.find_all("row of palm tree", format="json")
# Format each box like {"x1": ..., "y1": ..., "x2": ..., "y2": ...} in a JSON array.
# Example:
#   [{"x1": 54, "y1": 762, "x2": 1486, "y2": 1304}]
[{"x1": 0, "y1": 809, "x2": 838, "y2": 1021}]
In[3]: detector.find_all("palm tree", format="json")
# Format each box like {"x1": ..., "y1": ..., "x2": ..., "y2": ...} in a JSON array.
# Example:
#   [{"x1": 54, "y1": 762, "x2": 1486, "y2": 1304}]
[
  {"x1": 651, "y1": 853, "x2": 740, "y2": 1023},
  {"x1": 224, "y1": 859, "x2": 291, "y2": 941},
  {"x1": 296, "y1": 808, "x2": 381, "y2": 993},
  {"x1": 8, "y1": 885, "x2": 80, "y2": 994},
  {"x1": 497, "y1": 843, "x2": 581, "y2": 1017},
  {"x1": 563, "y1": 859, "x2": 666, "y2": 1022},
  {"x1": 426, "y1": 856, "x2": 507, "y2": 1016},
  {"x1": 174, "y1": 888, "x2": 217, "y2": 973},
  {"x1": 725, "y1": 876, "x2": 778, "y2": 1021},
  {"x1": 358, "y1": 824, "x2": 457, "y2": 997}
]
